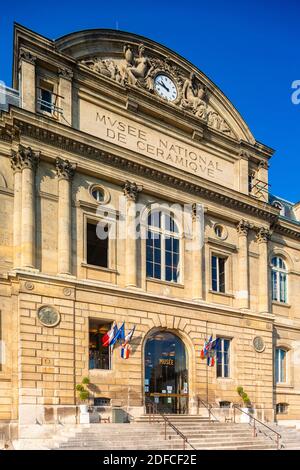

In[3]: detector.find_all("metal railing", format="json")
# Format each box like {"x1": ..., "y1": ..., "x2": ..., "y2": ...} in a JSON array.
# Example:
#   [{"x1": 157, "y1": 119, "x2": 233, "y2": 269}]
[
  {"x1": 145, "y1": 399, "x2": 196, "y2": 450},
  {"x1": 197, "y1": 397, "x2": 219, "y2": 422},
  {"x1": 233, "y1": 405, "x2": 282, "y2": 450}
]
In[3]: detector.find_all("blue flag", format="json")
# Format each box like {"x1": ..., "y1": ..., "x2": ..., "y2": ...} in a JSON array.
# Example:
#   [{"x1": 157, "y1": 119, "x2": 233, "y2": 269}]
[{"x1": 110, "y1": 322, "x2": 125, "y2": 347}]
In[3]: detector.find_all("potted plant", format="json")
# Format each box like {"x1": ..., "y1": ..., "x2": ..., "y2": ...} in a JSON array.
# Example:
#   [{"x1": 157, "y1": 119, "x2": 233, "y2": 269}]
[
  {"x1": 236, "y1": 386, "x2": 253, "y2": 423},
  {"x1": 76, "y1": 377, "x2": 90, "y2": 418}
]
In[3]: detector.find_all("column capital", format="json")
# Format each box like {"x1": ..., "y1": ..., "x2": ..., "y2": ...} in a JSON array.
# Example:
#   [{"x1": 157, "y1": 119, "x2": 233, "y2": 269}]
[
  {"x1": 55, "y1": 157, "x2": 76, "y2": 180},
  {"x1": 237, "y1": 219, "x2": 252, "y2": 236},
  {"x1": 11, "y1": 146, "x2": 40, "y2": 172},
  {"x1": 123, "y1": 180, "x2": 142, "y2": 202},
  {"x1": 58, "y1": 67, "x2": 74, "y2": 80},
  {"x1": 192, "y1": 203, "x2": 204, "y2": 221},
  {"x1": 255, "y1": 227, "x2": 271, "y2": 244},
  {"x1": 19, "y1": 48, "x2": 37, "y2": 65}
]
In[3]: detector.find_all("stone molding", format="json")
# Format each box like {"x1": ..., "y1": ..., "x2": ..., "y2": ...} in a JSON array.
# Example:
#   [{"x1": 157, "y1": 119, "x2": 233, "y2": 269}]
[
  {"x1": 55, "y1": 157, "x2": 76, "y2": 180},
  {"x1": 123, "y1": 180, "x2": 142, "y2": 202},
  {"x1": 11, "y1": 145, "x2": 40, "y2": 172}
]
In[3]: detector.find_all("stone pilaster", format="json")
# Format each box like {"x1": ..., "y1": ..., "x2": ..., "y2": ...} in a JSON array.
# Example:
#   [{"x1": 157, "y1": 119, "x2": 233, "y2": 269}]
[
  {"x1": 10, "y1": 150, "x2": 23, "y2": 268},
  {"x1": 255, "y1": 227, "x2": 271, "y2": 313},
  {"x1": 58, "y1": 68, "x2": 73, "y2": 126},
  {"x1": 192, "y1": 203, "x2": 204, "y2": 300},
  {"x1": 19, "y1": 48, "x2": 37, "y2": 112},
  {"x1": 123, "y1": 181, "x2": 142, "y2": 288},
  {"x1": 17, "y1": 146, "x2": 40, "y2": 269},
  {"x1": 55, "y1": 157, "x2": 76, "y2": 275},
  {"x1": 236, "y1": 220, "x2": 251, "y2": 309}
]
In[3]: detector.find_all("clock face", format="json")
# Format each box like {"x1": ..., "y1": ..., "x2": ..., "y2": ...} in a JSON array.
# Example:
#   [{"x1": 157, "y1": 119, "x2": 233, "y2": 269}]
[
  {"x1": 37, "y1": 306, "x2": 60, "y2": 327},
  {"x1": 154, "y1": 74, "x2": 177, "y2": 102}
]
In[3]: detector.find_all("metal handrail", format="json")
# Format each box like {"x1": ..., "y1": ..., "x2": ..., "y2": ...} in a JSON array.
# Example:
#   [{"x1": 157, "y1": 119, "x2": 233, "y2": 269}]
[
  {"x1": 197, "y1": 397, "x2": 219, "y2": 422},
  {"x1": 233, "y1": 404, "x2": 281, "y2": 449},
  {"x1": 145, "y1": 399, "x2": 196, "y2": 451}
]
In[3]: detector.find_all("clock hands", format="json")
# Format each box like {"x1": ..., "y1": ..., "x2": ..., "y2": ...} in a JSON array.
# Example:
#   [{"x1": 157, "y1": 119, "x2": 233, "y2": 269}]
[{"x1": 158, "y1": 80, "x2": 170, "y2": 93}]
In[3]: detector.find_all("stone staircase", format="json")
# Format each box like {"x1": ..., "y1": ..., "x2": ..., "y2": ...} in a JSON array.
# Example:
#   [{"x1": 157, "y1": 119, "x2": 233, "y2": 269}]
[
  {"x1": 269, "y1": 424, "x2": 300, "y2": 450},
  {"x1": 50, "y1": 415, "x2": 279, "y2": 450}
]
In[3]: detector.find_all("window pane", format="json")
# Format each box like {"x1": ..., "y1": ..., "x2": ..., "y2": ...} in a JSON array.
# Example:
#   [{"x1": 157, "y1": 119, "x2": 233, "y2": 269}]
[
  {"x1": 165, "y1": 266, "x2": 172, "y2": 282},
  {"x1": 154, "y1": 263, "x2": 161, "y2": 279},
  {"x1": 89, "y1": 320, "x2": 111, "y2": 370},
  {"x1": 212, "y1": 256, "x2": 217, "y2": 291},
  {"x1": 219, "y1": 258, "x2": 225, "y2": 293},
  {"x1": 272, "y1": 271, "x2": 278, "y2": 301},
  {"x1": 87, "y1": 223, "x2": 108, "y2": 267}
]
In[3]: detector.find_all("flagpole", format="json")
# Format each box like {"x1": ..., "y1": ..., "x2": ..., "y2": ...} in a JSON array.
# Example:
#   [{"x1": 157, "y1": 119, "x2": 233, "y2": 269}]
[{"x1": 206, "y1": 322, "x2": 208, "y2": 404}]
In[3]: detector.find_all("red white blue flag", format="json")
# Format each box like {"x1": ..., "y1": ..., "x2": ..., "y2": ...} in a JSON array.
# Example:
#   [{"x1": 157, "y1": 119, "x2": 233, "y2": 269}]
[
  {"x1": 121, "y1": 343, "x2": 131, "y2": 359},
  {"x1": 101, "y1": 322, "x2": 117, "y2": 347}
]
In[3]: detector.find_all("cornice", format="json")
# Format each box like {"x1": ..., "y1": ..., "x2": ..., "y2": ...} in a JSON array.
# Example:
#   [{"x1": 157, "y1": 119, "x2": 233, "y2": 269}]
[
  {"x1": 273, "y1": 220, "x2": 300, "y2": 240},
  {"x1": 0, "y1": 111, "x2": 280, "y2": 224}
]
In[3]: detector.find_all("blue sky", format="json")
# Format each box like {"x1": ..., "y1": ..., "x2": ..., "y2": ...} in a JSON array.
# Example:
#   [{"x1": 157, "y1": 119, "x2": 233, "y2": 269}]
[{"x1": 1, "y1": 0, "x2": 299, "y2": 202}]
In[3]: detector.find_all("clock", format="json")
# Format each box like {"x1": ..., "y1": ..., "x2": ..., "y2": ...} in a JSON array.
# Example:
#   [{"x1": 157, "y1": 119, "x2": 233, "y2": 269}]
[
  {"x1": 154, "y1": 74, "x2": 178, "y2": 102},
  {"x1": 37, "y1": 305, "x2": 60, "y2": 327}
]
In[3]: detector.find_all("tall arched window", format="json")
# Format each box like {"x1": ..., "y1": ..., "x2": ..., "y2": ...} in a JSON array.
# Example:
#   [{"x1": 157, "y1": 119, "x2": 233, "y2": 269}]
[
  {"x1": 275, "y1": 348, "x2": 287, "y2": 383},
  {"x1": 271, "y1": 257, "x2": 288, "y2": 303},
  {"x1": 146, "y1": 211, "x2": 180, "y2": 283}
]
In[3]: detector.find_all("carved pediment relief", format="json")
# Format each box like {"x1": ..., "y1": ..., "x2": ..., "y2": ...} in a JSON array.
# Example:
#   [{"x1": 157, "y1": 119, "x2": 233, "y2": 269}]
[{"x1": 80, "y1": 43, "x2": 235, "y2": 139}]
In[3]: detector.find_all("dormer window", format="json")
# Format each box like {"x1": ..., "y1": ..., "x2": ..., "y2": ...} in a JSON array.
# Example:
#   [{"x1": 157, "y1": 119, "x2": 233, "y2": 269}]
[
  {"x1": 272, "y1": 200, "x2": 285, "y2": 217},
  {"x1": 36, "y1": 77, "x2": 63, "y2": 117}
]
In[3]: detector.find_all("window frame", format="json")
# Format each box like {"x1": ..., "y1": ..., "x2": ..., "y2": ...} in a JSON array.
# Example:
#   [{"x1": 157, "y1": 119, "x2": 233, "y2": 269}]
[
  {"x1": 82, "y1": 211, "x2": 117, "y2": 272},
  {"x1": 216, "y1": 337, "x2": 231, "y2": 379},
  {"x1": 36, "y1": 75, "x2": 61, "y2": 118},
  {"x1": 275, "y1": 347, "x2": 288, "y2": 384},
  {"x1": 271, "y1": 256, "x2": 288, "y2": 304},
  {"x1": 211, "y1": 254, "x2": 227, "y2": 293},
  {"x1": 88, "y1": 319, "x2": 112, "y2": 371},
  {"x1": 146, "y1": 210, "x2": 182, "y2": 284}
]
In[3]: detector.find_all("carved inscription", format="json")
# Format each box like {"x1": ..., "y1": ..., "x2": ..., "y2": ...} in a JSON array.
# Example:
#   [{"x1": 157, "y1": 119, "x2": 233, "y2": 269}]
[{"x1": 80, "y1": 102, "x2": 234, "y2": 187}]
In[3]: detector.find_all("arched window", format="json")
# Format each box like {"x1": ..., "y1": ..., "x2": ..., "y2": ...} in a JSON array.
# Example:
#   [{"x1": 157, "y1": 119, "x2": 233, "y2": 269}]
[
  {"x1": 275, "y1": 348, "x2": 287, "y2": 383},
  {"x1": 146, "y1": 211, "x2": 180, "y2": 283},
  {"x1": 271, "y1": 257, "x2": 288, "y2": 303}
]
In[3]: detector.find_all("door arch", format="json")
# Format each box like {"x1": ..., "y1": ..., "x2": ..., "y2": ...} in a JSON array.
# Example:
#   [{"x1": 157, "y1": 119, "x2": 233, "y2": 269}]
[{"x1": 144, "y1": 329, "x2": 188, "y2": 414}]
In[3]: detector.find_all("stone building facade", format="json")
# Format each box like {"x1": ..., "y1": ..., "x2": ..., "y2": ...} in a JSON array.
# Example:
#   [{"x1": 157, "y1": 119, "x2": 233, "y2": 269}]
[{"x1": 0, "y1": 24, "x2": 300, "y2": 437}]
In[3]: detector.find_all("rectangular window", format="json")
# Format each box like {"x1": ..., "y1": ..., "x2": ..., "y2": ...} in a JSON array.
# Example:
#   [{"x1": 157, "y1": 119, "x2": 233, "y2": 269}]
[
  {"x1": 212, "y1": 255, "x2": 226, "y2": 293},
  {"x1": 89, "y1": 319, "x2": 111, "y2": 370},
  {"x1": 275, "y1": 348, "x2": 286, "y2": 383},
  {"x1": 217, "y1": 338, "x2": 230, "y2": 378},
  {"x1": 86, "y1": 222, "x2": 108, "y2": 268},
  {"x1": 37, "y1": 80, "x2": 54, "y2": 114}
]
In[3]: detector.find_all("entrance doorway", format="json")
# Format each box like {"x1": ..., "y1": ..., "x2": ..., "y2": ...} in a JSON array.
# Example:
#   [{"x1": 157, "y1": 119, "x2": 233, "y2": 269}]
[{"x1": 144, "y1": 330, "x2": 188, "y2": 414}]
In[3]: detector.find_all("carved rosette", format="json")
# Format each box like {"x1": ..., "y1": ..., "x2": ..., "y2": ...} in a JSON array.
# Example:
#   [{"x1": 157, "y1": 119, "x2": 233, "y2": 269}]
[
  {"x1": 255, "y1": 227, "x2": 271, "y2": 243},
  {"x1": 237, "y1": 220, "x2": 252, "y2": 236},
  {"x1": 11, "y1": 146, "x2": 40, "y2": 172},
  {"x1": 55, "y1": 157, "x2": 76, "y2": 180},
  {"x1": 19, "y1": 48, "x2": 37, "y2": 65},
  {"x1": 123, "y1": 180, "x2": 142, "y2": 202}
]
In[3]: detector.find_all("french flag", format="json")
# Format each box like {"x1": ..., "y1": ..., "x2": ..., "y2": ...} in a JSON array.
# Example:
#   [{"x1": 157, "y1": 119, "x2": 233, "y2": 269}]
[
  {"x1": 101, "y1": 322, "x2": 117, "y2": 347},
  {"x1": 121, "y1": 343, "x2": 131, "y2": 359}
]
